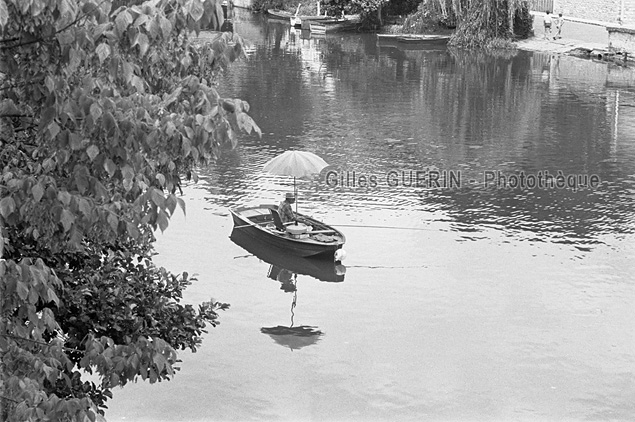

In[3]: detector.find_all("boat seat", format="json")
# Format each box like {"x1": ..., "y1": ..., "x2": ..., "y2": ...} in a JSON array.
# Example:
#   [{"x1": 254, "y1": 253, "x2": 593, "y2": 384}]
[
  {"x1": 270, "y1": 208, "x2": 334, "y2": 234},
  {"x1": 269, "y1": 208, "x2": 293, "y2": 232}
]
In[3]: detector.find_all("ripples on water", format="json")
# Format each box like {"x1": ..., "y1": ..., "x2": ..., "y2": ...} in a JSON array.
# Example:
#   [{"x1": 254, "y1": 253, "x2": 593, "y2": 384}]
[{"x1": 198, "y1": 19, "x2": 635, "y2": 248}]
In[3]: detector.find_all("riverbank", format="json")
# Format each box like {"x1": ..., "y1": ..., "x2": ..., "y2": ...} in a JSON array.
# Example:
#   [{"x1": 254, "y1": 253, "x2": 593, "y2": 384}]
[
  {"x1": 382, "y1": 12, "x2": 630, "y2": 64},
  {"x1": 515, "y1": 12, "x2": 622, "y2": 61}
]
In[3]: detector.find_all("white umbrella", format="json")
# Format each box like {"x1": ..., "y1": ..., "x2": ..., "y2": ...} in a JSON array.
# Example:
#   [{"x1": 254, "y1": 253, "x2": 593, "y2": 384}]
[{"x1": 263, "y1": 150, "x2": 329, "y2": 215}]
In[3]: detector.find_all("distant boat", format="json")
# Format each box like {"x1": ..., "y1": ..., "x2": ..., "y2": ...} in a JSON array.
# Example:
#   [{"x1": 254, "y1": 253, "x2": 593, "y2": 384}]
[
  {"x1": 302, "y1": 16, "x2": 359, "y2": 34},
  {"x1": 292, "y1": 14, "x2": 333, "y2": 28},
  {"x1": 229, "y1": 204, "x2": 346, "y2": 259},
  {"x1": 266, "y1": 9, "x2": 294, "y2": 20},
  {"x1": 266, "y1": 5, "x2": 332, "y2": 27},
  {"x1": 376, "y1": 33, "x2": 451, "y2": 46}
]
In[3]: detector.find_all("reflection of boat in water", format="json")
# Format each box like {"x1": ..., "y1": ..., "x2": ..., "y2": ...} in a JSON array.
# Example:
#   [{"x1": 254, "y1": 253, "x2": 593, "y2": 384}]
[
  {"x1": 376, "y1": 33, "x2": 450, "y2": 50},
  {"x1": 229, "y1": 204, "x2": 345, "y2": 259},
  {"x1": 230, "y1": 228, "x2": 346, "y2": 283}
]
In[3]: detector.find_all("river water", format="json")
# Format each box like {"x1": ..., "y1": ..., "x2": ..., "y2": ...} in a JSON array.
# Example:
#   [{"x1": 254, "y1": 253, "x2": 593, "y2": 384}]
[{"x1": 107, "y1": 10, "x2": 635, "y2": 422}]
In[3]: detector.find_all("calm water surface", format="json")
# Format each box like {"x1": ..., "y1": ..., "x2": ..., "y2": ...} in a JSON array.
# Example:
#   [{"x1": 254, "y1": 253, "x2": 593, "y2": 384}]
[{"x1": 108, "y1": 10, "x2": 635, "y2": 422}]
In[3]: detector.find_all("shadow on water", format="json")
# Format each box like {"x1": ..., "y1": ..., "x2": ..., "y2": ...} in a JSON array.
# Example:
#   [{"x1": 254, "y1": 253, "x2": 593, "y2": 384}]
[
  {"x1": 230, "y1": 228, "x2": 343, "y2": 351},
  {"x1": 230, "y1": 227, "x2": 346, "y2": 283}
]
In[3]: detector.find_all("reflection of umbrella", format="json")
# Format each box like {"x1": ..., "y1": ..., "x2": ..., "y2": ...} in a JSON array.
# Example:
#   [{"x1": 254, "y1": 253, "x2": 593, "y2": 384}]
[
  {"x1": 260, "y1": 274, "x2": 323, "y2": 351},
  {"x1": 263, "y1": 150, "x2": 329, "y2": 215},
  {"x1": 260, "y1": 325, "x2": 323, "y2": 351}
]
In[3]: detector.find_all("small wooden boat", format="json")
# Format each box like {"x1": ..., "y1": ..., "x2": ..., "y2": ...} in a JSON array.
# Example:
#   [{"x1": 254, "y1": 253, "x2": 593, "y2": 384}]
[
  {"x1": 376, "y1": 33, "x2": 451, "y2": 46},
  {"x1": 230, "y1": 228, "x2": 346, "y2": 282},
  {"x1": 229, "y1": 204, "x2": 346, "y2": 259},
  {"x1": 266, "y1": 9, "x2": 294, "y2": 20},
  {"x1": 267, "y1": 7, "x2": 331, "y2": 27},
  {"x1": 302, "y1": 17, "x2": 358, "y2": 33}
]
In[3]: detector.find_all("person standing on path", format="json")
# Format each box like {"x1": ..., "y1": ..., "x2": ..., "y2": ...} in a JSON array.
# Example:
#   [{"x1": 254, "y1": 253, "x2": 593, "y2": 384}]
[
  {"x1": 554, "y1": 13, "x2": 564, "y2": 39},
  {"x1": 544, "y1": 11, "x2": 553, "y2": 40}
]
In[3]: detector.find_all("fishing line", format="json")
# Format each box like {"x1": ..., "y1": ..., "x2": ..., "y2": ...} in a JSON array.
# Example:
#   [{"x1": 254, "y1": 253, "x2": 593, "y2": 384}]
[
  {"x1": 345, "y1": 265, "x2": 429, "y2": 269},
  {"x1": 330, "y1": 224, "x2": 436, "y2": 231}
]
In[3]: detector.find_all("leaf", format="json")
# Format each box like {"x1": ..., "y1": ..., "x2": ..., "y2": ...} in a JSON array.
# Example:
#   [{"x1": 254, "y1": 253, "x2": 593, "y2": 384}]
[
  {"x1": 147, "y1": 18, "x2": 160, "y2": 40},
  {"x1": 133, "y1": 13, "x2": 149, "y2": 27},
  {"x1": 136, "y1": 33, "x2": 149, "y2": 57},
  {"x1": 181, "y1": 138, "x2": 191, "y2": 157},
  {"x1": 131, "y1": 75, "x2": 144, "y2": 93},
  {"x1": 189, "y1": 0, "x2": 204, "y2": 21},
  {"x1": 96, "y1": 43, "x2": 111, "y2": 64},
  {"x1": 48, "y1": 122, "x2": 61, "y2": 139},
  {"x1": 115, "y1": 10, "x2": 133, "y2": 36},
  {"x1": 32, "y1": 183, "x2": 45, "y2": 202},
  {"x1": 69, "y1": 133, "x2": 84, "y2": 150},
  {"x1": 103, "y1": 111, "x2": 117, "y2": 134},
  {"x1": 78, "y1": 198, "x2": 92, "y2": 218},
  {"x1": 122, "y1": 61, "x2": 134, "y2": 83},
  {"x1": 163, "y1": 195, "x2": 178, "y2": 219},
  {"x1": 159, "y1": 15, "x2": 172, "y2": 39},
  {"x1": 176, "y1": 197, "x2": 186, "y2": 216},
  {"x1": 60, "y1": 209, "x2": 75, "y2": 232},
  {"x1": 150, "y1": 188, "x2": 164, "y2": 208},
  {"x1": 74, "y1": 166, "x2": 90, "y2": 194},
  {"x1": 156, "y1": 209, "x2": 169, "y2": 232},
  {"x1": 104, "y1": 158, "x2": 117, "y2": 177},
  {"x1": 90, "y1": 103, "x2": 102, "y2": 121},
  {"x1": 0, "y1": 0, "x2": 8, "y2": 29},
  {"x1": 121, "y1": 164, "x2": 134, "y2": 181},
  {"x1": 0, "y1": 99, "x2": 19, "y2": 115},
  {"x1": 57, "y1": 190, "x2": 71, "y2": 206},
  {"x1": 107, "y1": 213, "x2": 118, "y2": 233},
  {"x1": 16, "y1": 281, "x2": 29, "y2": 301},
  {"x1": 163, "y1": 87, "x2": 182, "y2": 107},
  {"x1": 87, "y1": 145, "x2": 100, "y2": 162},
  {"x1": 58, "y1": 0, "x2": 78, "y2": 20},
  {"x1": 0, "y1": 196, "x2": 16, "y2": 218}
]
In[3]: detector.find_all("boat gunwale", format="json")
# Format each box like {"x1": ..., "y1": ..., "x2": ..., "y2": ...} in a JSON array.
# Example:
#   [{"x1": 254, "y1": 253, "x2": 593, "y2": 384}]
[{"x1": 230, "y1": 205, "x2": 346, "y2": 246}]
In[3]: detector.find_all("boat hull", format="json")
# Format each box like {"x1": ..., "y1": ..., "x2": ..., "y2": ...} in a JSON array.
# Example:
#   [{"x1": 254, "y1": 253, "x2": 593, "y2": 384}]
[
  {"x1": 230, "y1": 228, "x2": 345, "y2": 282},
  {"x1": 376, "y1": 33, "x2": 450, "y2": 47},
  {"x1": 230, "y1": 205, "x2": 345, "y2": 259},
  {"x1": 266, "y1": 9, "x2": 293, "y2": 20},
  {"x1": 303, "y1": 18, "x2": 357, "y2": 33}
]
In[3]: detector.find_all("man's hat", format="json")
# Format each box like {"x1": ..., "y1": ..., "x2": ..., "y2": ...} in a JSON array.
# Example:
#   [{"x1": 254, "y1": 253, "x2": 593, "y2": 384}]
[{"x1": 285, "y1": 192, "x2": 295, "y2": 200}]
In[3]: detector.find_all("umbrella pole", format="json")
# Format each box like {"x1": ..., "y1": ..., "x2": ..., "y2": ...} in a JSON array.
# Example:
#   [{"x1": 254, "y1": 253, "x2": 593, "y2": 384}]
[{"x1": 294, "y1": 176, "x2": 298, "y2": 224}]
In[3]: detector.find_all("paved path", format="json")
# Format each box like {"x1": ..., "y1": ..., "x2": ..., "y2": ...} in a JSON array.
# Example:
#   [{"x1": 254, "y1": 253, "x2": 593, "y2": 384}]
[{"x1": 516, "y1": 12, "x2": 611, "y2": 54}]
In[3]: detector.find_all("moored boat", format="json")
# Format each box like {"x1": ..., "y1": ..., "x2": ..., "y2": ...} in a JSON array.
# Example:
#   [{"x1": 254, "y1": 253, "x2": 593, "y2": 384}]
[
  {"x1": 376, "y1": 33, "x2": 451, "y2": 45},
  {"x1": 229, "y1": 204, "x2": 346, "y2": 259},
  {"x1": 302, "y1": 16, "x2": 358, "y2": 33},
  {"x1": 266, "y1": 9, "x2": 294, "y2": 20}
]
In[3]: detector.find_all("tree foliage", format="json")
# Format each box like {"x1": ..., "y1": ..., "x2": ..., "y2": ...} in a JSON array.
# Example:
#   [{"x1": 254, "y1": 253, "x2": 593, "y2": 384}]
[
  {"x1": 0, "y1": 0, "x2": 260, "y2": 420},
  {"x1": 408, "y1": 0, "x2": 533, "y2": 47}
]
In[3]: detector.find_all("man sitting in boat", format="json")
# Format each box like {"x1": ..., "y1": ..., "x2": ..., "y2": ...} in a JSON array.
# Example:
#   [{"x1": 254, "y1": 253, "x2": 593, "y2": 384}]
[{"x1": 278, "y1": 192, "x2": 296, "y2": 224}]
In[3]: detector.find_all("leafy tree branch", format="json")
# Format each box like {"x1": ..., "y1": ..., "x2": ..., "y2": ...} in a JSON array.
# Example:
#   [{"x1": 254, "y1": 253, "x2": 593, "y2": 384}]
[{"x1": 1, "y1": 0, "x2": 259, "y2": 420}]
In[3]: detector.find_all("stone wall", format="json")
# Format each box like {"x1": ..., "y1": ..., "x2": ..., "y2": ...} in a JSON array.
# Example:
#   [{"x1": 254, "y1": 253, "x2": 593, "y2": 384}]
[
  {"x1": 553, "y1": 0, "x2": 620, "y2": 23},
  {"x1": 608, "y1": 26, "x2": 635, "y2": 56}
]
